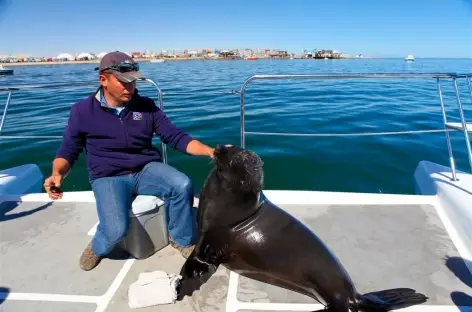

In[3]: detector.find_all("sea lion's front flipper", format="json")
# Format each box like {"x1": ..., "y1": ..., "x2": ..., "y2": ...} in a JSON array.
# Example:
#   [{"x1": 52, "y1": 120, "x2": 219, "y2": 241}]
[{"x1": 176, "y1": 236, "x2": 222, "y2": 300}]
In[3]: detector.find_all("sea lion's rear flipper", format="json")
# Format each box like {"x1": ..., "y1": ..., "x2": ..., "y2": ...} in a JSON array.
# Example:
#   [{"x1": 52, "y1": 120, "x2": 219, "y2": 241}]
[{"x1": 355, "y1": 288, "x2": 428, "y2": 311}]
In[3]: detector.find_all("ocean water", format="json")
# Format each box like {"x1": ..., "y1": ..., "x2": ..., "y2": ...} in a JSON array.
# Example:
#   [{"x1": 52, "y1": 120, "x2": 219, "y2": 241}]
[{"x1": 0, "y1": 58, "x2": 471, "y2": 195}]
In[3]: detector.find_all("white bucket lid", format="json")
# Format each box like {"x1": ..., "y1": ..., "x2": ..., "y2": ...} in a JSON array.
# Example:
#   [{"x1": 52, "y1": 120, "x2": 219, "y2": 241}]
[{"x1": 130, "y1": 195, "x2": 165, "y2": 216}]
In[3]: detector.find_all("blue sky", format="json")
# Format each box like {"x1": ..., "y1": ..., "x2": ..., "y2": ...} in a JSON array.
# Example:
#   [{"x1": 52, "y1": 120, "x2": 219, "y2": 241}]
[{"x1": 0, "y1": 0, "x2": 471, "y2": 58}]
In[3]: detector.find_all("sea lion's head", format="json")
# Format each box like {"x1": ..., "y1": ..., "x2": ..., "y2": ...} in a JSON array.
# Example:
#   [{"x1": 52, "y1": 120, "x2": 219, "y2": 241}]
[{"x1": 213, "y1": 144, "x2": 264, "y2": 193}]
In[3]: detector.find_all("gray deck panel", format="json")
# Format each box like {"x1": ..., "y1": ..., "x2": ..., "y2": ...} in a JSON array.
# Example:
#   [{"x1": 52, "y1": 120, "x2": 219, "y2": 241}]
[
  {"x1": 104, "y1": 210, "x2": 231, "y2": 312},
  {"x1": 104, "y1": 245, "x2": 185, "y2": 312},
  {"x1": 0, "y1": 200, "x2": 126, "y2": 296},
  {"x1": 1, "y1": 200, "x2": 471, "y2": 311},
  {"x1": 103, "y1": 244, "x2": 230, "y2": 312},
  {"x1": 237, "y1": 204, "x2": 472, "y2": 307},
  {"x1": 0, "y1": 300, "x2": 97, "y2": 312}
]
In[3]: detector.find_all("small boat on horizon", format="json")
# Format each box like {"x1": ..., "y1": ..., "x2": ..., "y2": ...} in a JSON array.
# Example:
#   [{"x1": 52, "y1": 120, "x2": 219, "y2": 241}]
[
  {"x1": 150, "y1": 59, "x2": 165, "y2": 63},
  {"x1": 0, "y1": 64, "x2": 14, "y2": 75},
  {"x1": 405, "y1": 55, "x2": 415, "y2": 62}
]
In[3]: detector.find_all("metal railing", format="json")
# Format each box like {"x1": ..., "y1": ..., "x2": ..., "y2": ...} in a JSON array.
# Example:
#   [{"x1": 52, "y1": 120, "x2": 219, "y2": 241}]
[
  {"x1": 0, "y1": 78, "x2": 169, "y2": 164},
  {"x1": 2, "y1": 72, "x2": 472, "y2": 180},
  {"x1": 238, "y1": 73, "x2": 472, "y2": 180}
]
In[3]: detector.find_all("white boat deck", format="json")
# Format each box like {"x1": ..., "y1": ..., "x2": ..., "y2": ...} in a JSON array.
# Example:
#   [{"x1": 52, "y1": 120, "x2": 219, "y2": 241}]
[{"x1": 1, "y1": 186, "x2": 472, "y2": 312}]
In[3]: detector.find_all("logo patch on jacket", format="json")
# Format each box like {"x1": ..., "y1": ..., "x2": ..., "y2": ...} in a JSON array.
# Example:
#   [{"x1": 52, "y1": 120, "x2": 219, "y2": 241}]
[{"x1": 133, "y1": 112, "x2": 143, "y2": 120}]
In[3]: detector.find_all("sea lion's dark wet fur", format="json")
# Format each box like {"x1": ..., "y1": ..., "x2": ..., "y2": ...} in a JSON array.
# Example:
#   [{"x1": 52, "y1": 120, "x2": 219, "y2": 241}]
[{"x1": 176, "y1": 144, "x2": 428, "y2": 311}]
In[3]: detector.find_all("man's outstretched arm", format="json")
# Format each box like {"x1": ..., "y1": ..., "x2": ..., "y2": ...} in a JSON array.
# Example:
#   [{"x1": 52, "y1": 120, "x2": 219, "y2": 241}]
[
  {"x1": 44, "y1": 104, "x2": 85, "y2": 199},
  {"x1": 55, "y1": 104, "x2": 85, "y2": 170},
  {"x1": 153, "y1": 105, "x2": 214, "y2": 158}
]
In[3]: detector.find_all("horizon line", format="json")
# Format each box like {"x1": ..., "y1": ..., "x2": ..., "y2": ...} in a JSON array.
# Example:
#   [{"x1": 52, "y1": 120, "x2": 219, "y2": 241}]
[{"x1": 1, "y1": 48, "x2": 471, "y2": 59}]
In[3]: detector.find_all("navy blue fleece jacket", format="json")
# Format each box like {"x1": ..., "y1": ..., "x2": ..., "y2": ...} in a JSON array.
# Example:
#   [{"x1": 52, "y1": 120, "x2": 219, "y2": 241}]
[{"x1": 55, "y1": 88, "x2": 193, "y2": 179}]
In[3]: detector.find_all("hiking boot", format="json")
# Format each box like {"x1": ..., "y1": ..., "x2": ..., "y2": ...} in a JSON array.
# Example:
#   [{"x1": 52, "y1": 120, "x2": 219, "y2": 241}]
[
  {"x1": 169, "y1": 239, "x2": 195, "y2": 259},
  {"x1": 80, "y1": 242, "x2": 103, "y2": 271}
]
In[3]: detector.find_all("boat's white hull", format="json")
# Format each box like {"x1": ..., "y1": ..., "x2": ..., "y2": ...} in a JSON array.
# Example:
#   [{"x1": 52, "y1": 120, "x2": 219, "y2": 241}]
[
  {"x1": 0, "y1": 164, "x2": 43, "y2": 196},
  {"x1": 414, "y1": 160, "x2": 472, "y2": 264}
]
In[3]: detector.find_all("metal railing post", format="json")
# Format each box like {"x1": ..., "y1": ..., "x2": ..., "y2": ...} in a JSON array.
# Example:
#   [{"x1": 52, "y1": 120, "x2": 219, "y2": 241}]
[
  {"x1": 437, "y1": 78, "x2": 457, "y2": 180},
  {"x1": 452, "y1": 78, "x2": 472, "y2": 172},
  {"x1": 0, "y1": 91, "x2": 12, "y2": 135},
  {"x1": 239, "y1": 76, "x2": 257, "y2": 149},
  {"x1": 467, "y1": 76, "x2": 472, "y2": 104},
  {"x1": 143, "y1": 78, "x2": 167, "y2": 164},
  {"x1": 240, "y1": 87, "x2": 245, "y2": 149}
]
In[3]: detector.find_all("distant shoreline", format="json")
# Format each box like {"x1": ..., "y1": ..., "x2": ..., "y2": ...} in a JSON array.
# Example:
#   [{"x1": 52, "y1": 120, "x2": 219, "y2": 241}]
[
  {"x1": 2, "y1": 56, "x2": 374, "y2": 67},
  {"x1": 2, "y1": 56, "x2": 470, "y2": 67},
  {"x1": 4, "y1": 56, "x2": 468, "y2": 67}
]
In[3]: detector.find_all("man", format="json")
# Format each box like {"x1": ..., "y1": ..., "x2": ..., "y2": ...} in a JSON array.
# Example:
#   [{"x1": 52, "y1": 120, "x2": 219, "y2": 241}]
[{"x1": 43, "y1": 51, "x2": 215, "y2": 271}]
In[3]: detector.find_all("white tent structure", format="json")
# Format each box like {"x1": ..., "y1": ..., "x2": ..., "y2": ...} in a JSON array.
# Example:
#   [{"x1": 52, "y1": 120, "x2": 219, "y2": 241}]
[
  {"x1": 96, "y1": 52, "x2": 108, "y2": 58},
  {"x1": 76, "y1": 52, "x2": 95, "y2": 60},
  {"x1": 56, "y1": 53, "x2": 74, "y2": 61}
]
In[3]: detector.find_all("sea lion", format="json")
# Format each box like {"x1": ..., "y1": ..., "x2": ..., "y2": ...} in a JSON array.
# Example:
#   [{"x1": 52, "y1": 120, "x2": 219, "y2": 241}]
[{"x1": 176, "y1": 144, "x2": 428, "y2": 311}]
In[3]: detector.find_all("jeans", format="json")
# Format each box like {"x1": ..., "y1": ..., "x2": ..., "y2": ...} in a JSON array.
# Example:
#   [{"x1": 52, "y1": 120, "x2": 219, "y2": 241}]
[{"x1": 89, "y1": 161, "x2": 196, "y2": 256}]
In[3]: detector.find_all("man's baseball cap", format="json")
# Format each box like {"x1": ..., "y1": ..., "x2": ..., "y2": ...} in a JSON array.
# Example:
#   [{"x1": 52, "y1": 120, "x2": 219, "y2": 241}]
[{"x1": 95, "y1": 51, "x2": 144, "y2": 83}]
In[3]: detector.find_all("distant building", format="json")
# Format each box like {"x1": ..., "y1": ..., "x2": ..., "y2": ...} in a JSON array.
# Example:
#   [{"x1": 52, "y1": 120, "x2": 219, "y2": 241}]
[
  {"x1": 268, "y1": 49, "x2": 288, "y2": 58},
  {"x1": 142, "y1": 50, "x2": 154, "y2": 58},
  {"x1": 186, "y1": 49, "x2": 198, "y2": 57},
  {"x1": 314, "y1": 49, "x2": 342, "y2": 59}
]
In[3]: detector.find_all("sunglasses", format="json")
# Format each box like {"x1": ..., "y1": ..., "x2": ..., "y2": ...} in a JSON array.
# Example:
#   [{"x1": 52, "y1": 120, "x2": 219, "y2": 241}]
[{"x1": 95, "y1": 61, "x2": 140, "y2": 73}]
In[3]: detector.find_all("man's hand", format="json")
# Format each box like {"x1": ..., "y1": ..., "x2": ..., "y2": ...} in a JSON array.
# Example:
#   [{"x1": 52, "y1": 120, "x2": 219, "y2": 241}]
[
  {"x1": 186, "y1": 140, "x2": 215, "y2": 159},
  {"x1": 205, "y1": 146, "x2": 215, "y2": 159},
  {"x1": 44, "y1": 157, "x2": 71, "y2": 199},
  {"x1": 44, "y1": 174, "x2": 64, "y2": 200}
]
